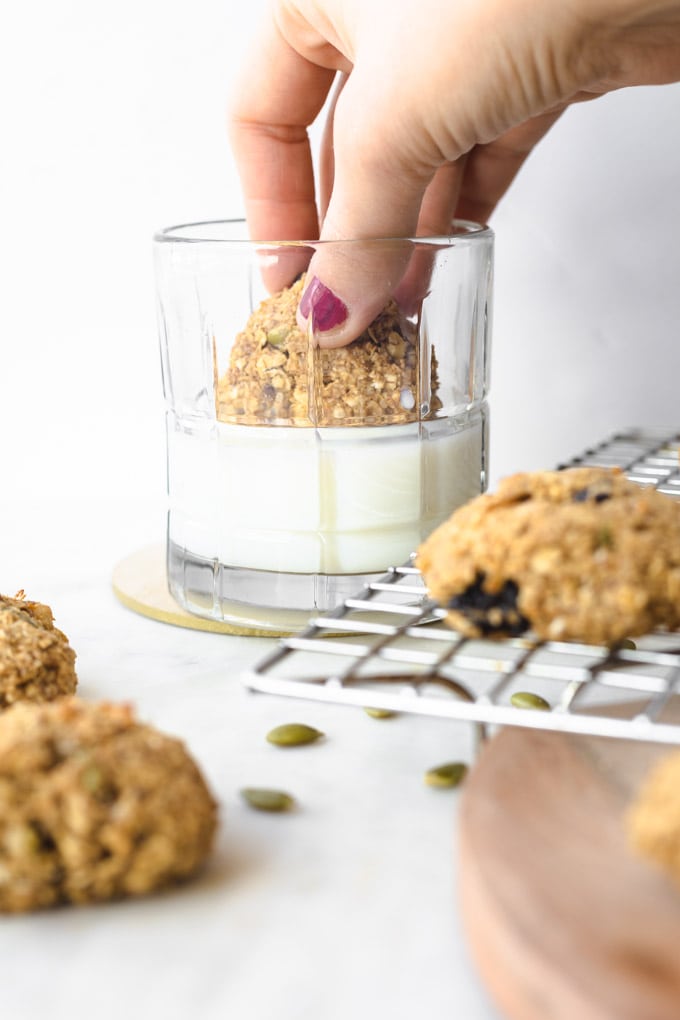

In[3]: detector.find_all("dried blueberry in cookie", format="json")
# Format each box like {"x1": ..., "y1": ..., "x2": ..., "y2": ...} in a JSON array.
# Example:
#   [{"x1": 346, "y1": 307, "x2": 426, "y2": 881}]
[{"x1": 448, "y1": 573, "x2": 529, "y2": 636}]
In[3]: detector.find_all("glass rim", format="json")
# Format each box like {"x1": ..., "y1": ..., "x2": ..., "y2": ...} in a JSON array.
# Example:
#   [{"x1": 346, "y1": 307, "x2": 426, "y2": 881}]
[{"x1": 153, "y1": 217, "x2": 493, "y2": 246}]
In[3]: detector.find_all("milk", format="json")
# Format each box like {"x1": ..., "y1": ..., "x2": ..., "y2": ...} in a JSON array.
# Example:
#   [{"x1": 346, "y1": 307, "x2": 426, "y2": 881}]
[{"x1": 167, "y1": 413, "x2": 485, "y2": 576}]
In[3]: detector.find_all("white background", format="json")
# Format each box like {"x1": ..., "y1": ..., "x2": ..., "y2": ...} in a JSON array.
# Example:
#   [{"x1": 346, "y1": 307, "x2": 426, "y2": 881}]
[
  {"x1": 1, "y1": 7, "x2": 678, "y2": 1018},
  {"x1": 3, "y1": 0, "x2": 680, "y2": 531}
]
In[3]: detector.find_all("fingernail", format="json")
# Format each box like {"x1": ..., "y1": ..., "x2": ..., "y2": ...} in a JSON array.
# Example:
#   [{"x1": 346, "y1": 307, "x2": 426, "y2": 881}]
[{"x1": 299, "y1": 276, "x2": 348, "y2": 332}]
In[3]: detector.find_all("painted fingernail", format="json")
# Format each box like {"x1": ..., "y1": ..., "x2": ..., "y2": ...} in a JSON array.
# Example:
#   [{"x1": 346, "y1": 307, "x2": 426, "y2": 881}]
[{"x1": 299, "y1": 275, "x2": 348, "y2": 332}]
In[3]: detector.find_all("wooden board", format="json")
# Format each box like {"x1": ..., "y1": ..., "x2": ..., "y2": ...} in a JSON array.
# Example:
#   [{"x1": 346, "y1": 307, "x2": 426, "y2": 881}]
[{"x1": 459, "y1": 708, "x2": 680, "y2": 1020}]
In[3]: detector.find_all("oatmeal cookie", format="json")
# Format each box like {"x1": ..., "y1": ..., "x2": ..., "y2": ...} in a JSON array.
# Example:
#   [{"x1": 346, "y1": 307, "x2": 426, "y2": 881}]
[
  {"x1": 216, "y1": 276, "x2": 440, "y2": 426},
  {"x1": 0, "y1": 593, "x2": 77, "y2": 709},
  {"x1": 416, "y1": 467, "x2": 680, "y2": 644},
  {"x1": 0, "y1": 698, "x2": 217, "y2": 912}
]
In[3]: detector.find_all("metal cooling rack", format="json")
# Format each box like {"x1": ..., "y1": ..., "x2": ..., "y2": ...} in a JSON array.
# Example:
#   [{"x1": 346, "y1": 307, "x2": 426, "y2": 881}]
[{"x1": 243, "y1": 428, "x2": 680, "y2": 745}]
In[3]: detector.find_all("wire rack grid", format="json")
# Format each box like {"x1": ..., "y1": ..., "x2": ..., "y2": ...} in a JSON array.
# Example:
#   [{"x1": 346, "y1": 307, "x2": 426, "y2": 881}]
[{"x1": 243, "y1": 428, "x2": 680, "y2": 746}]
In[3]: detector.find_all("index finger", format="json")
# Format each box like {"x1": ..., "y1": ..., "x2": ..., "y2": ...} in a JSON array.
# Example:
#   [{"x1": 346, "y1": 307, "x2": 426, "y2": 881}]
[{"x1": 228, "y1": 12, "x2": 338, "y2": 286}]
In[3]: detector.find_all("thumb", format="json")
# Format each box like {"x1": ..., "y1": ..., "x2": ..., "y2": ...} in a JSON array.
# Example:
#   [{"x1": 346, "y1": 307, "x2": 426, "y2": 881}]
[{"x1": 297, "y1": 79, "x2": 432, "y2": 348}]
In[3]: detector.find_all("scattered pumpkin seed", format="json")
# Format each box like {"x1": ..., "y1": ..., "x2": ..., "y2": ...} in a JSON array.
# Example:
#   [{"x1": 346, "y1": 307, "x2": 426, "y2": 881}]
[
  {"x1": 266, "y1": 723, "x2": 324, "y2": 747},
  {"x1": 364, "y1": 707, "x2": 397, "y2": 719},
  {"x1": 240, "y1": 788, "x2": 295, "y2": 813},
  {"x1": 510, "y1": 691, "x2": 550, "y2": 711},
  {"x1": 424, "y1": 761, "x2": 468, "y2": 789}
]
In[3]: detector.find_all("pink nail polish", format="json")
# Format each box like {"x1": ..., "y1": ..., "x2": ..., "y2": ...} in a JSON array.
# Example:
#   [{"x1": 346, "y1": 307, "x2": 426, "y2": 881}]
[{"x1": 299, "y1": 276, "x2": 347, "y2": 332}]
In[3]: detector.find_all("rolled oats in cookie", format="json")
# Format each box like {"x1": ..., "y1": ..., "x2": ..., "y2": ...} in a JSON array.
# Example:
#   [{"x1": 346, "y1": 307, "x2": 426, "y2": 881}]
[
  {"x1": 0, "y1": 593, "x2": 77, "y2": 709},
  {"x1": 416, "y1": 467, "x2": 680, "y2": 645},
  {"x1": 0, "y1": 698, "x2": 217, "y2": 913}
]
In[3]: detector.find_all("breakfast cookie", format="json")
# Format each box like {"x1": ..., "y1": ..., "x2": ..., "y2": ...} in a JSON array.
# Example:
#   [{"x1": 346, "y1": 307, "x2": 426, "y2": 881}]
[
  {"x1": 216, "y1": 275, "x2": 440, "y2": 426},
  {"x1": 0, "y1": 593, "x2": 77, "y2": 709},
  {"x1": 0, "y1": 698, "x2": 217, "y2": 912},
  {"x1": 416, "y1": 467, "x2": 680, "y2": 644}
]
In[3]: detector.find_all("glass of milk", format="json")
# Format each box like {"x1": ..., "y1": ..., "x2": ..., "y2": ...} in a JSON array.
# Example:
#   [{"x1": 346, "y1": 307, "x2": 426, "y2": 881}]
[{"x1": 154, "y1": 220, "x2": 493, "y2": 631}]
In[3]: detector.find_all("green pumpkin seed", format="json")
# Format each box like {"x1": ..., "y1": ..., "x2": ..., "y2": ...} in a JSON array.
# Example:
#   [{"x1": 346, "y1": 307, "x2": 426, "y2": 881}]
[
  {"x1": 78, "y1": 760, "x2": 116, "y2": 802},
  {"x1": 266, "y1": 326, "x2": 290, "y2": 346},
  {"x1": 510, "y1": 691, "x2": 550, "y2": 711},
  {"x1": 364, "y1": 707, "x2": 397, "y2": 719},
  {"x1": 618, "y1": 638, "x2": 636, "y2": 650},
  {"x1": 80, "y1": 764, "x2": 105, "y2": 794},
  {"x1": 594, "y1": 525, "x2": 614, "y2": 549},
  {"x1": 240, "y1": 788, "x2": 295, "y2": 812},
  {"x1": 266, "y1": 723, "x2": 324, "y2": 747},
  {"x1": 424, "y1": 761, "x2": 468, "y2": 789},
  {"x1": 6, "y1": 823, "x2": 41, "y2": 856}
]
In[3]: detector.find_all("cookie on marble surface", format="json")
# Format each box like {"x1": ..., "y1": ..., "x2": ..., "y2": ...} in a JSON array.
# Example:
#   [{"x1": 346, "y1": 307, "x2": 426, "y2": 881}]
[
  {"x1": 416, "y1": 467, "x2": 680, "y2": 645},
  {"x1": 0, "y1": 593, "x2": 77, "y2": 709},
  {"x1": 0, "y1": 698, "x2": 217, "y2": 913}
]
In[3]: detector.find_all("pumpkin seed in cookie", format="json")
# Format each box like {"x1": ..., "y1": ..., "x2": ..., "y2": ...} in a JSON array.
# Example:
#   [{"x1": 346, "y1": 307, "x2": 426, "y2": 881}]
[
  {"x1": 266, "y1": 325, "x2": 290, "y2": 346},
  {"x1": 594, "y1": 525, "x2": 615, "y2": 549}
]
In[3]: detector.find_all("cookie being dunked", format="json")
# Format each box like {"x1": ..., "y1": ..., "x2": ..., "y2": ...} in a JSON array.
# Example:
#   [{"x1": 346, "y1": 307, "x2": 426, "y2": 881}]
[
  {"x1": 216, "y1": 275, "x2": 441, "y2": 426},
  {"x1": 416, "y1": 467, "x2": 680, "y2": 645}
]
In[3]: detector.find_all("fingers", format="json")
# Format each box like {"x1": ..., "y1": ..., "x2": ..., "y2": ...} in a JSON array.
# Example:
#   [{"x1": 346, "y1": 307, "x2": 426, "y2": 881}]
[
  {"x1": 454, "y1": 109, "x2": 566, "y2": 224},
  {"x1": 232, "y1": 7, "x2": 568, "y2": 344},
  {"x1": 318, "y1": 73, "x2": 347, "y2": 224},
  {"x1": 228, "y1": 11, "x2": 337, "y2": 289},
  {"x1": 393, "y1": 159, "x2": 469, "y2": 317},
  {"x1": 296, "y1": 80, "x2": 562, "y2": 348},
  {"x1": 393, "y1": 112, "x2": 568, "y2": 319},
  {"x1": 296, "y1": 71, "x2": 434, "y2": 348}
]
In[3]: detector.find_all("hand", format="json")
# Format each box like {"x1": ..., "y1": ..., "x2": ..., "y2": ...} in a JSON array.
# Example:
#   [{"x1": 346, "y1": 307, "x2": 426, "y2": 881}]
[{"x1": 230, "y1": 0, "x2": 680, "y2": 345}]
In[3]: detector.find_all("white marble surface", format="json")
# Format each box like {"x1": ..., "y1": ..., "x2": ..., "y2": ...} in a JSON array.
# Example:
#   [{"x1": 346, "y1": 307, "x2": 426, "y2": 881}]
[
  {"x1": 0, "y1": 497, "x2": 503, "y2": 1020},
  {"x1": 5, "y1": 5, "x2": 680, "y2": 1017}
]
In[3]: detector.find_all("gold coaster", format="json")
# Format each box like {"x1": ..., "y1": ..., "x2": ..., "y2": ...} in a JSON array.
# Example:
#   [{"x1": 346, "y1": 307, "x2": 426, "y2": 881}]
[{"x1": 111, "y1": 544, "x2": 299, "y2": 638}]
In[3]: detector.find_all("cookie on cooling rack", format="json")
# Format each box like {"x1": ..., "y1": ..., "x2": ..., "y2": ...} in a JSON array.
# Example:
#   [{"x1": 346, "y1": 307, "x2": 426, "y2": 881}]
[
  {"x1": 0, "y1": 593, "x2": 77, "y2": 709},
  {"x1": 0, "y1": 698, "x2": 217, "y2": 913},
  {"x1": 415, "y1": 466, "x2": 680, "y2": 645}
]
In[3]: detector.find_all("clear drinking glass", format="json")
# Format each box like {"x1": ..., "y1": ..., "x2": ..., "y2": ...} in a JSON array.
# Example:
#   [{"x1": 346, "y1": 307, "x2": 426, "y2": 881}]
[{"x1": 154, "y1": 220, "x2": 493, "y2": 631}]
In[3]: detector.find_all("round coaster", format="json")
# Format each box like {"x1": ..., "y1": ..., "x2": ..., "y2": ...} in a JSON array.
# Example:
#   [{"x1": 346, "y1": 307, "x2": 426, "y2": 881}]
[{"x1": 111, "y1": 544, "x2": 299, "y2": 638}]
